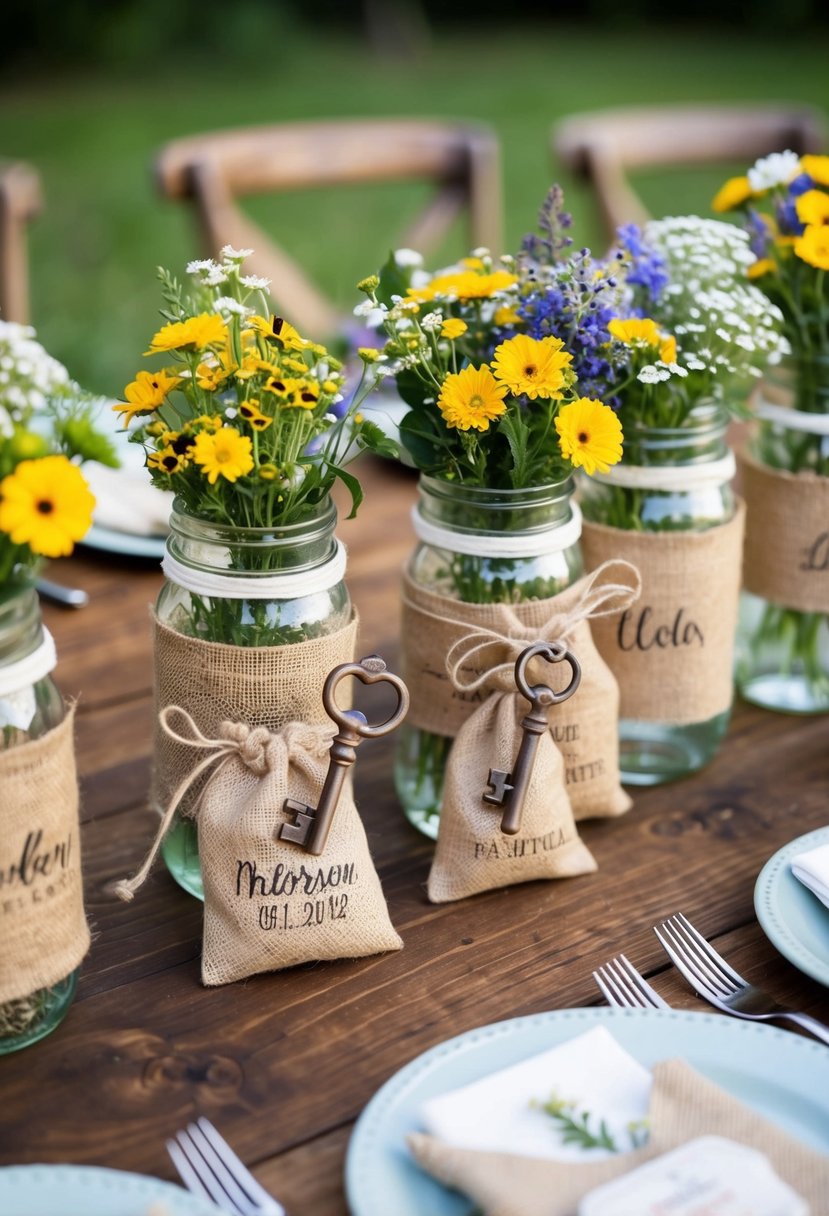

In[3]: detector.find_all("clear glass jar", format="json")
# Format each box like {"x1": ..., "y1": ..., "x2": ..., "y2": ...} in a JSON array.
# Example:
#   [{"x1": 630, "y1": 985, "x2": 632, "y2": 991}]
[
  {"x1": 157, "y1": 498, "x2": 351, "y2": 898},
  {"x1": 580, "y1": 403, "x2": 734, "y2": 784},
  {"x1": 0, "y1": 584, "x2": 78, "y2": 1054},
  {"x1": 737, "y1": 357, "x2": 829, "y2": 713},
  {"x1": 395, "y1": 476, "x2": 582, "y2": 838}
]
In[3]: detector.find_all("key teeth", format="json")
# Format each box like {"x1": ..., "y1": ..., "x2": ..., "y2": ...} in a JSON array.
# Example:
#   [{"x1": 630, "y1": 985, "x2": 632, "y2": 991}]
[{"x1": 360, "y1": 654, "x2": 387, "y2": 674}]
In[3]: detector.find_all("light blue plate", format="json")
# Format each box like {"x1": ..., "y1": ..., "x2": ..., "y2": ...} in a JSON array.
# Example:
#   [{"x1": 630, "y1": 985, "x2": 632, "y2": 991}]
[
  {"x1": 0, "y1": 1164, "x2": 220, "y2": 1216},
  {"x1": 755, "y1": 825, "x2": 829, "y2": 988},
  {"x1": 344, "y1": 1007, "x2": 829, "y2": 1216}
]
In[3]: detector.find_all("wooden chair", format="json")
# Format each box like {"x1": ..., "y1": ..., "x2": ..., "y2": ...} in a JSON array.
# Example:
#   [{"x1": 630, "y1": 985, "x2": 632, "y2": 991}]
[
  {"x1": 554, "y1": 104, "x2": 827, "y2": 241},
  {"x1": 155, "y1": 119, "x2": 503, "y2": 339},
  {"x1": 0, "y1": 159, "x2": 42, "y2": 324}
]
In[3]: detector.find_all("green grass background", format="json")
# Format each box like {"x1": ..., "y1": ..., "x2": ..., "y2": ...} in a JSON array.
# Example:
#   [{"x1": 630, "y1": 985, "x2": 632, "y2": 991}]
[{"x1": 1, "y1": 26, "x2": 827, "y2": 396}]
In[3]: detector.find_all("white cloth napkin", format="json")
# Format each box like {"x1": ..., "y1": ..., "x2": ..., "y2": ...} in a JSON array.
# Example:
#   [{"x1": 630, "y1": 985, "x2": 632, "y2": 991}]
[
  {"x1": 85, "y1": 405, "x2": 173, "y2": 537},
  {"x1": 791, "y1": 840, "x2": 829, "y2": 910},
  {"x1": 419, "y1": 1026, "x2": 652, "y2": 1163}
]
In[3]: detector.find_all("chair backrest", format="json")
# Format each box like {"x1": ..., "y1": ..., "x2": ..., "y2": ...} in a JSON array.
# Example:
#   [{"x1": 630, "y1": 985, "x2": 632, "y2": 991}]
[
  {"x1": 155, "y1": 118, "x2": 503, "y2": 339},
  {"x1": 0, "y1": 160, "x2": 42, "y2": 324},
  {"x1": 554, "y1": 104, "x2": 827, "y2": 241}
]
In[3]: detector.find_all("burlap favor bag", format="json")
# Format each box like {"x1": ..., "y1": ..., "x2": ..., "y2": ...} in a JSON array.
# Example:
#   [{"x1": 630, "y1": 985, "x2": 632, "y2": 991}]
[
  {"x1": 116, "y1": 706, "x2": 402, "y2": 985},
  {"x1": 0, "y1": 708, "x2": 90, "y2": 1004},
  {"x1": 403, "y1": 562, "x2": 641, "y2": 822}
]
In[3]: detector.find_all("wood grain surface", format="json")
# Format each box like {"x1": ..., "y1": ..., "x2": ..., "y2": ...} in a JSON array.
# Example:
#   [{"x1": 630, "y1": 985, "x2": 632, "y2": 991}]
[{"x1": 1, "y1": 456, "x2": 827, "y2": 1214}]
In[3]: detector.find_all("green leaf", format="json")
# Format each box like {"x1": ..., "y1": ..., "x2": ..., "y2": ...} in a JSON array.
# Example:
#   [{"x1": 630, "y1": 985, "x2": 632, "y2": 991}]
[
  {"x1": 331, "y1": 464, "x2": 364, "y2": 519},
  {"x1": 394, "y1": 369, "x2": 433, "y2": 410},
  {"x1": 357, "y1": 419, "x2": 399, "y2": 460},
  {"x1": 399, "y1": 409, "x2": 453, "y2": 471},
  {"x1": 497, "y1": 410, "x2": 530, "y2": 487},
  {"x1": 375, "y1": 249, "x2": 411, "y2": 309}
]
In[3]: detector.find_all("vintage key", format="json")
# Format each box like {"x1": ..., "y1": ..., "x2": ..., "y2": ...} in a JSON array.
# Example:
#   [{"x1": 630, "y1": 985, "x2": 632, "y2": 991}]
[
  {"x1": 278, "y1": 654, "x2": 409, "y2": 856},
  {"x1": 483, "y1": 640, "x2": 581, "y2": 836}
]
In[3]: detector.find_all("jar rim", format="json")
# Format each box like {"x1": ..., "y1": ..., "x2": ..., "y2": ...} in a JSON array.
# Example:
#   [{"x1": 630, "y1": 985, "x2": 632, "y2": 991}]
[
  {"x1": 170, "y1": 495, "x2": 337, "y2": 544},
  {"x1": 419, "y1": 474, "x2": 576, "y2": 502}
]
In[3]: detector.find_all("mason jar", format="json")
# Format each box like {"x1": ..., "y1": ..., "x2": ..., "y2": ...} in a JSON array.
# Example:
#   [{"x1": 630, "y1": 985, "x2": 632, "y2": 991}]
[
  {"x1": 0, "y1": 584, "x2": 78, "y2": 1053},
  {"x1": 395, "y1": 476, "x2": 582, "y2": 838},
  {"x1": 156, "y1": 497, "x2": 352, "y2": 898},
  {"x1": 581, "y1": 403, "x2": 735, "y2": 783}
]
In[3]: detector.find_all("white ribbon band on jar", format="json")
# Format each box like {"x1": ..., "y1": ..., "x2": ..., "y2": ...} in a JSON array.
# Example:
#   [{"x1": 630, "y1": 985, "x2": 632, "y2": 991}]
[
  {"x1": 410, "y1": 501, "x2": 583, "y2": 559},
  {"x1": 755, "y1": 400, "x2": 829, "y2": 435},
  {"x1": 590, "y1": 451, "x2": 736, "y2": 493},
  {"x1": 0, "y1": 628, "x2": 57, "y2": 697},
  {"x1": 161, "y1": 539, "x2": 348, "y2": 600}
]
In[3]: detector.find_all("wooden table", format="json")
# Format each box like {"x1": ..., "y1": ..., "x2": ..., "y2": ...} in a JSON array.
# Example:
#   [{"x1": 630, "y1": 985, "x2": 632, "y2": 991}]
[{"x1": 1, "y1": 456, "x2": 827, "y2": 1211}]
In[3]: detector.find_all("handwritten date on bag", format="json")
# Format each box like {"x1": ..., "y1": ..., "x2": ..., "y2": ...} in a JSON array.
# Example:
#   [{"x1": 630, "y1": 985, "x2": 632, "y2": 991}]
[
  {"x1": 617, "y1": 606, "x2": 704, "y2": 652},
  {"x1": 484, "y1": 641, "x2": 582, "y2": 836},
  {"x1": 278, "y1": 655, "x2": 409, "y2": 855}
]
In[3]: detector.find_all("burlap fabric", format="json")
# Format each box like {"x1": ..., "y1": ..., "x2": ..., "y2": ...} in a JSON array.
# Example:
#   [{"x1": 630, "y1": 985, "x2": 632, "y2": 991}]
[
  {"x1": 409, "y1": 1057, "x2": 828, "y2": 1215},
  {"x1": 151, "y1": 613, "x2": 358, "y2": 819},
  {"x1": 739, "y1": 447, "x2": 829, "y2": 614},
  {"x1": 116, "y1": 709, "x2": 402, "y2": 985},
  {"x1": 402, "y1": 563, "x2": 640, "y2": 822},
  {"x1": 0, "y1": 708, "x2": 90, "y2": 1003},
  {"x1": 580, "y1": 503, "x2": 745, "y2": 725}
]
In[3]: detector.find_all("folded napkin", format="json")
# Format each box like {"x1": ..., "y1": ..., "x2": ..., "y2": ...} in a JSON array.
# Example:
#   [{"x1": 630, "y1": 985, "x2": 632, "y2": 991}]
[
  {"x1": 791, "y1": 840, "x2": 829, "y2": 911},
  {"x1": 85, "y1": 404, "x2": 172, "y2": 538},
  {"x1": 409, "y1": 1057, "x2": 829, "y2": 1215}
]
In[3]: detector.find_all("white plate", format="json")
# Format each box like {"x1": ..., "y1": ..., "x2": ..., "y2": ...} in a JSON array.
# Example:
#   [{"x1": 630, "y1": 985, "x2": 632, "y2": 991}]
[
  {"x1": 0, "y1": 1163, "x2": 219, "y2": 1216},
  {"x1": 755, "y1": 825, "x2": 829, "y2": 988}
]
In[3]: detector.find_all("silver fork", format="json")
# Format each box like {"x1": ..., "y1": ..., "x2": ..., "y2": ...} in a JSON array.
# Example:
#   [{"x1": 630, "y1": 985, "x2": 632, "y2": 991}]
[
  {"x1": 167, "y1": 1117, "x2": 285, "y2": 1215},
  {"x1": 593, "y1": 953, "x2": 672, "y2": 1010},
  {"x1": 654, "y1": 912, "x2": 829, "y2": 1047}
]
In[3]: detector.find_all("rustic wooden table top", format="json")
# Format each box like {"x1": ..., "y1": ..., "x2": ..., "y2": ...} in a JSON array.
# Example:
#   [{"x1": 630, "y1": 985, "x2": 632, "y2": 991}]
[{"x1": 1, "y1": 455, "x2": 827, "y2": 1212}]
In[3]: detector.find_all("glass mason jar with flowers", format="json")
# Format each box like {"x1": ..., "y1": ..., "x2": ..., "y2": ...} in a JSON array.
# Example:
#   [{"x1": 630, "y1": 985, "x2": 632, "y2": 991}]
[
  {"x1": 713, "y1": 152, "x2": 829, "y2": 713},
  {"x1": 120, "y1": 249, "x2": 392, "y2": 897},
  {"x1": 356, "y1": 196, "x2": 625, "y2": 836}
]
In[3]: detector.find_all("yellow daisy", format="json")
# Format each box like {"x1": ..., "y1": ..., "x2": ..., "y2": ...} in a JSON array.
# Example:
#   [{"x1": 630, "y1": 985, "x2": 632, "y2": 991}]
[
  {"x1": 440, "y1": 318, "x2": 468, "y2": 340},
  {"x1": 438, "y1": 365, "x2": 508, "y2": 432},
  {"x1": 747, "y1": 258, "x2": 776, "y2": 280},
  {"x1": 192, "y1": 427, "x2": 254, "y2": 485},
  {"x1": 801, "y1": 155, "x2": 829, "y2": 188},
  {"x1": 794, "y1": 224, "x2": 829, "y2": 271},
  {"x1": 196, "y1": 355, "x2": 236, "y2": 391},
  {"x1": 148, "y1": 447, "x2": 188, "y2": 474},
  {"x1": 268, "y1": 316, "x2": 308, "y2": 350},
  {"x1": 608, "y1": 317, "x2": 661, "y2": 347},
  {"x1": 409, "y1": 269, "x2": 518, "y2": 304},
  {"x1": 145, "y1": 313, "x2": 228, "y2": 355},
  {"x1": 491, "y1": 334, "x2": 573, "y2": 400},
  {"x1": 555, "y1": 398, "x2": 623, "y2": 476},
  {"x1": 0, "y1": 455, "x2": 95, "y2": 557},
  {"x1": 712, "y1": 175, "x2": 753, "y2": 213},
  {"x1": 796, "y1": 189, "x2": 829, "y2": 227},
  {"x1": 115, "y1": 369, "x2": 181, "y2": 422}
]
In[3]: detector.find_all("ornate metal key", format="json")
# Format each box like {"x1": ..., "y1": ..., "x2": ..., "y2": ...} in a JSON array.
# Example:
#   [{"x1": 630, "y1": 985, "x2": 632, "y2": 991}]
[
  {"x1": 278, "y1": 655, "x2": 409, "y2": 856},
  {"x1": 483, "y1": 640, "x2": 581, "y2": 836}
]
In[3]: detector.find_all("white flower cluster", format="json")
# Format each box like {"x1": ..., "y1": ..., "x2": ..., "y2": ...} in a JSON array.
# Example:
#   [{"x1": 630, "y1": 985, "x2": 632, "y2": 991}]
[
  {"x1": 747, "y1": 150, "x2": 800, "y2": 194},
  {"x1": 186, "y1": 247, "x2": 267, "y2": 292},
  {"x1": 0, "y1": 320, "x2": 72, "y2": 426}
]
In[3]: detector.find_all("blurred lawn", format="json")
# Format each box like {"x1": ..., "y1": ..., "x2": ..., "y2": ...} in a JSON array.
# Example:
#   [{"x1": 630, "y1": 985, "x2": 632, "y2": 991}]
[{"x1": 0, "y1": 25, "x2": 827, "y2": 396}]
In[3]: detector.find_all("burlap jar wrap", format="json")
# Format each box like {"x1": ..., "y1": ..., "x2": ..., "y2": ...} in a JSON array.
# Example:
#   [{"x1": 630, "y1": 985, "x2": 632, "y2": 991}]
[
  {"x1": 580, "y1": 503, "x2": 745, "y2": 725},
  {"x1": 0, "y1": 708, "x2": 90, "y2": 1003},
  {"x1": 408, "y1": 1058, "x2": 829, "y2": 1215},
  {"x1": 739, "y1": 447, "x2": 829, "y2": 614},
  {"x1": 117, "y1": 709, "x2": 402, "y2": 985},
  {"x1": 151, "y1": 613, "x2": 358, "y2": 819},
  {"x1": 402, "y1": 563, "x2": 640, "y2": 821}
]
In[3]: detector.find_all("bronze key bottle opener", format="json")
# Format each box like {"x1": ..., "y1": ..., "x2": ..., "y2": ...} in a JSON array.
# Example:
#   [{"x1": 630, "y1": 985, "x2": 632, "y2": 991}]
[
  {"x1": 278, "y1": 655, "x2": 409, "y2": 856},
  {"x1": 483, "y1": 640, "x2": 581, "y2": 836}
]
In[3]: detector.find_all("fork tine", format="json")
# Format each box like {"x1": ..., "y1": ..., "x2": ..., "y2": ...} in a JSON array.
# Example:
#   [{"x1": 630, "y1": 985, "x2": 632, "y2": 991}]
[
  {"x1": 672, "y1": 913, "x2": 745, "y2": 988},
  {"x1": 196, "y1": 1118, "x2": 284, "y2": 1214},
  {"x1": 605, "y1": 959, "x2": 650, "y2": 1008},
  {"x1": 166, "y1": 1139, "x2": 219, "y2": 1208},
  {"x1": 595, "y1": 962, "x2": 644, "y2": 1008},
  {"x1": 184, "y1": 1123, "x2": 259, "y2": 1216},
  {"x1": 593, "y1": 966, "x2": 626, "y2": 1007},
  {"x1": 616, "y1": 953, "x2": 671, "y2": 1010},
  {"x1": 171, "y1": 1131, "x2": 239, "y2": 1212},
  {"x1": 654, "y1": 921, "x2": 723, "y2": 1000},
  {"x1": 663, "y1": 918, "x2": 734, "y2": 997}
]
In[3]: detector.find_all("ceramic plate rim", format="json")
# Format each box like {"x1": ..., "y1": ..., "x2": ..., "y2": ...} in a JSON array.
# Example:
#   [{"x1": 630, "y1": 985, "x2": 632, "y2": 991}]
[
  {"x1": 344, "y1": 1006, "x2": 829, "y2": 1216},
  {"x1": 0, "y1": 1162, "x2": 219, "y2": 1214},
  {"x1": 755, "y1": 824, "x2": 829, "y2": 987}
]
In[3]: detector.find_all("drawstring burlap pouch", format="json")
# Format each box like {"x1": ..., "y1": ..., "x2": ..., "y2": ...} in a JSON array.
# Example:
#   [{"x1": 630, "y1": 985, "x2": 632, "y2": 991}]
[
  {"x1": 151, "y1": 613, "x2": 358, "y2": 819},
  {"x1": 0, "y1": 707, "x2": 90, "y2": 1004},
  {"x1": 115, "y1": 708, "x2": 402, "y2": 985},
  {"x1": 581, "y1": 505, "x2": 745, "y2": 724},
  {"x1": 402, "y1": 562, "x2": 640, "y2": 823},
  {"x1": 408, "y1": 1057, "x2": 829, "y2": 1215}
]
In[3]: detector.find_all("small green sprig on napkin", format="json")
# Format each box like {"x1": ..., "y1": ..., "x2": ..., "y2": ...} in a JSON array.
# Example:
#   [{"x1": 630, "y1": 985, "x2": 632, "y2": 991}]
[{"x1": 532, "y1": 1091, "x2": 649, "y2": 1153}]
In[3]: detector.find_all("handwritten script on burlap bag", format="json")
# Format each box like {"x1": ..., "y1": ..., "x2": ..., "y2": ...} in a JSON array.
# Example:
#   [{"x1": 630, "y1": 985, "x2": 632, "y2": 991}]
[
  {"x1": 402, "y1": 562, "x2": 640, "y2": 821},
  {"x1": 116, "y1": 709, "x2": 402, "y2": 984},
  {"x1": 0, "y1": 708, "x2": 90, "y2": 1003},
  {"x1": 581, "y1": 504, "x2": 745, "y2": 725},
  {"x1": 739, "y1": 447, "x2": 829, "y2": 614}
]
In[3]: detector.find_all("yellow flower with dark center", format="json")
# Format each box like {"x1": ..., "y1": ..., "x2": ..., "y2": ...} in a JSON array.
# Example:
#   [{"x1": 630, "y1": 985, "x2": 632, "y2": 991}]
[
  {"x1": 267, "y1": 315, "x2": 307, "y2": 350},
  {"x1": 145, "y1": 313, "x2": 228, "y2": 355},
  {"x1": 167, "y1": 431, "x2": 197, "y2": 457},
  {"x1": 794, "y1": 224, "x2": 829, "y2": 271},
  {"x1": 239, "y1": 400, "x2": 273, "y2": 431},
  {"x1": 659, "y1": 336, "x2": 677, "y2": 364},
  {"x1": 288, "y1": 380, "x2": 320, "y2": 410},
  {"x1": 608, "y1": 317, "x2": 661, "y2": 347},
  {"x1": 263, "y1": 374, "x2": 293, "y2": 397},
  {"x1": 192, "y1": 427, "x2": 254, "y2": 484},
  {"x1": 440, "y1": 318, "x2": 468, "y2": 340},
  {"x1": 408, "y1": 269, "x2": 518, "y2": 303},
  {"x1": 148, "y1": 447, "x2": 187, "y2": 474},
  {"x1": 0, "y1": 455, "x2": 95, "y2": 557},
  {"x1": 712, "y1": 175, "x2": 753, "y2": 212},
  {"x1": 437, "y1": 365, "x2": 508, "y2": 432},
  {"x1": 555, "y1": 398, "x2": 623, "y2": 476},
  {"x1": 801, "y1": 155, "x2": 829, "y2": 188},
  {"x1": 115, "y1": 369, "x2": 181, "y2": 421},
  {"x1": 747, "y1": 258, "x2": 776, "y2": 280},
  {"x1": 796, "y1": 190, "x2": 829, "y2": 227},
  {"x1": 491, "y1": 334, "x2": 574, "y2": 400}
]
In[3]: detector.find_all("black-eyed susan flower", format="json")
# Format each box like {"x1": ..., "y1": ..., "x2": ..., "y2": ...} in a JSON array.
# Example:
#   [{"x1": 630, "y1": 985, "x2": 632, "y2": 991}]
[
  {"x1": 554, "y1": 398, "x2": 623, "y2": 476},
  {"x1": 144, "y1": 313, "x2": 228, "y2": 355},
  {"x1": 192, "y1": 427, "x2": 254, "y2": 484},
  {"x1": 148, "y1": 447, "x2": 188, "y2": 474},
  {"x1": 239, "y1": 400, "x2": 273, "y2": 431},
  {"x1": 0, "y1": 455, "x2": 95, "y2": 557},
  {"x1": 491, "y1": 334, "x2": 574, "y2": 401},
  {"x1": 437, "y1": 365, "x2": 508, "y2": 432},
  {"x1": 263, "y1": 374, "x2": 292, "y2": 397},
  {"x1": 115, "y1": 368, "x2": 181, "y2": 422},
  {"x1": 289, "y1": 380, "x2": 320, "y2": 410}
]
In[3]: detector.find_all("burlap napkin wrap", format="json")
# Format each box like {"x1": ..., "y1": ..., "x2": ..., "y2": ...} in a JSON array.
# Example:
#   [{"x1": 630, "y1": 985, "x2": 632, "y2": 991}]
[
  {"x1": 151, "y1": 612, "x2": 358, "y2": 820},
  {"x1": 581, "y1": 503, "x2": 745, "y2": 725},
  {"x1": 116, "y1": 708, "x2": 402, "y2": 985},
  {"x1": 409, "y1": 1057, "x2": 829, "y2": 1215},
  {"x1": 0, "y1": 707, "x2": 90, "y2": 1003},
  {"x1": 739, "y1": 447, "x2": 829, "y2": 614},
  {"x1": 402, "y1": 562, "x2": 640, "y2": 823}
]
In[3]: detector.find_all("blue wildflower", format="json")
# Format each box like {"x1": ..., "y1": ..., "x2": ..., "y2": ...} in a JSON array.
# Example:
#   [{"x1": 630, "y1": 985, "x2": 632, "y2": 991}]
[
  {"x1": 745, "y1": 207, "x2": 771, "y2": 259},
  {"x1": 616, "y1": 224, "x2": 669, "y2": 310}
]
